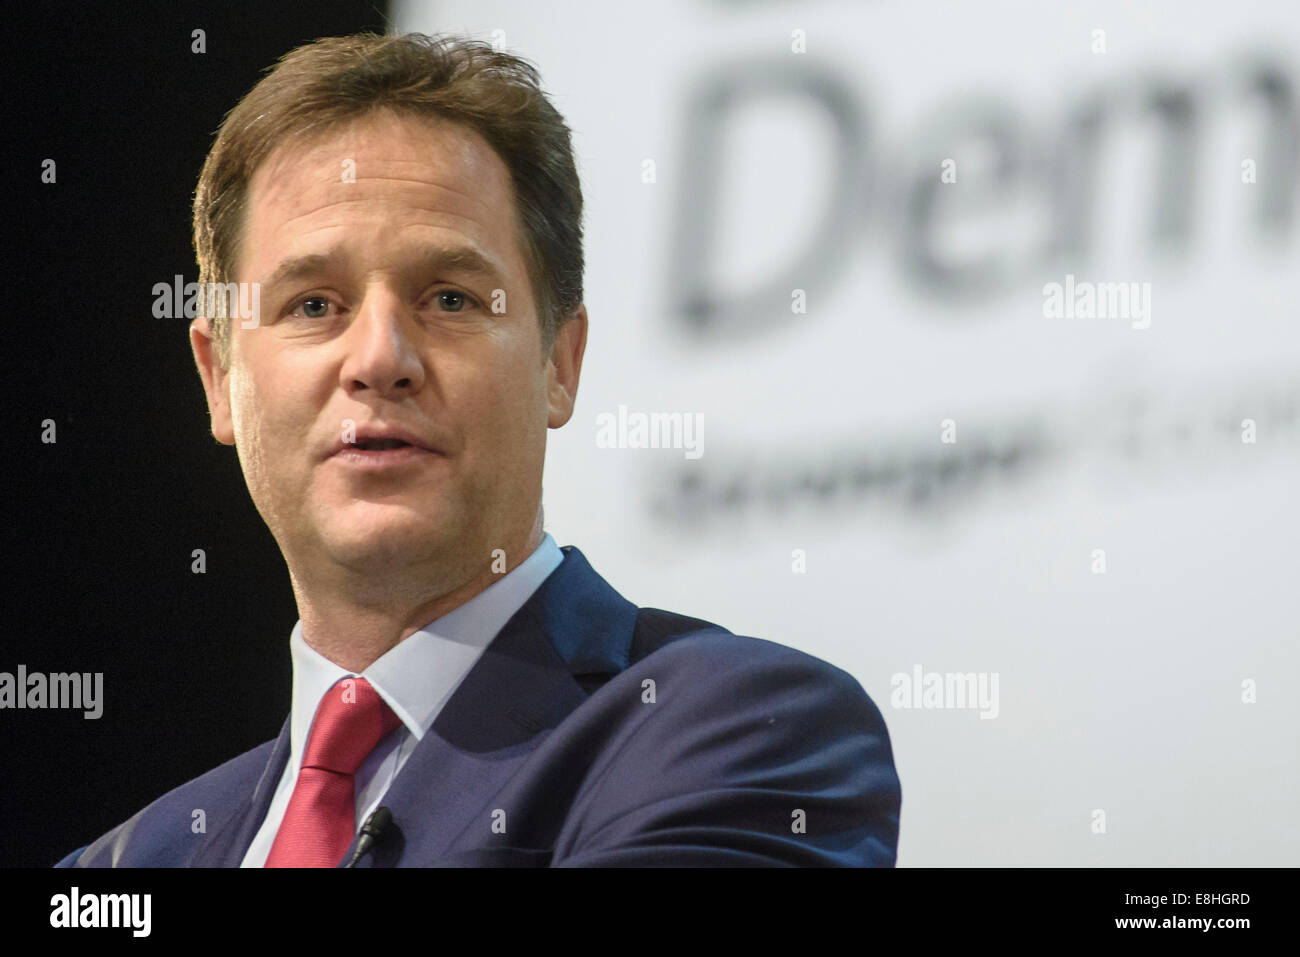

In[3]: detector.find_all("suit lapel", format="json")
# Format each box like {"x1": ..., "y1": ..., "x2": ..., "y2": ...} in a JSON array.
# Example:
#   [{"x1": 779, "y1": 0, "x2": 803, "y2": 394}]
[
  {"x1": 339, "y1": 545, "x2": 639, "y2": 866},
  {"x1": 188, "y1": 714, "x2": 291, "y2": 867},
  {"x1": 185, "y1": 546, "x2": 635, "y2": 867}
]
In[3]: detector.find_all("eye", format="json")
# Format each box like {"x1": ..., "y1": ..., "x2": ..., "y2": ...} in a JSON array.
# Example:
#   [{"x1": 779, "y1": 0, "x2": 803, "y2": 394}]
[
  {"x1": 290, "y1": 295, "x2": 334, "y2": 320},
  {"x1": 433, "y1": 289, "x2": 478, "y2": 312}
]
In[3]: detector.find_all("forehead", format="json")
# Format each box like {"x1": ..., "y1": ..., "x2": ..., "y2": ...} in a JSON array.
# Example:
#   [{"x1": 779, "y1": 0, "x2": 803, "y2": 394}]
[{"x1": 238, "y1": 109, "x2": 524, "y2": 278}]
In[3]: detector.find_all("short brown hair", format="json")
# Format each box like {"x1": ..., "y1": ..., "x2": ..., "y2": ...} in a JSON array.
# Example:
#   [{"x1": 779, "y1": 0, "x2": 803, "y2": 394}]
[{"x1": 193, "y1": 32, "x2": 584, "y2": 368}]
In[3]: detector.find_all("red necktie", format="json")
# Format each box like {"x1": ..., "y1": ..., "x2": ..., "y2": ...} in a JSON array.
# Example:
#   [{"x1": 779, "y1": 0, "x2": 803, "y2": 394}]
[{"x1": 265, "y1": 676, "x2": 401, "y2": 868}]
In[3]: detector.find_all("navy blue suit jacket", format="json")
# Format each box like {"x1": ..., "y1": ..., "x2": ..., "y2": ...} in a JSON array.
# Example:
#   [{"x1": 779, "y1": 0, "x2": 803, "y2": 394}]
[{"x1": 55, "y1": 546, "x2": 901, "y2": 867}]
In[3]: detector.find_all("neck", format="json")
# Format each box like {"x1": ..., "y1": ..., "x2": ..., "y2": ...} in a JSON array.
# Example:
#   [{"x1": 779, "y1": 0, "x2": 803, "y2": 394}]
[{"x1": 290, "y1": 510, "x2": 545, "y2": 674}]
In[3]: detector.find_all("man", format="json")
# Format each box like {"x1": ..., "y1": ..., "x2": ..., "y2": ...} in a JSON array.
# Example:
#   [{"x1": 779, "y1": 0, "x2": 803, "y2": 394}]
[{"x1": 55, "y1": 32, "x2": 901, "y2": 868}]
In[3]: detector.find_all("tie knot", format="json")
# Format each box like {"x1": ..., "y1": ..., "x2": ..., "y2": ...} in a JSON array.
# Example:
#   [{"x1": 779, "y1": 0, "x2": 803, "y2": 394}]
[{"x1": 301, "y1": 676, "x2": 401, "y2": 775}]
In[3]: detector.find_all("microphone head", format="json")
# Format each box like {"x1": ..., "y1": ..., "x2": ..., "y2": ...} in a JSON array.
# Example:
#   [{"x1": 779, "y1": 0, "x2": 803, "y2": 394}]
[{"x1": 361, "y1": 805, "x2": 392, "y2": 836}]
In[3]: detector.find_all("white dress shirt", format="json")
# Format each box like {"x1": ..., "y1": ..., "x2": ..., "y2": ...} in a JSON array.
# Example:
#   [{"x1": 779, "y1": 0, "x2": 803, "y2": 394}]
[{"x1": 241, "y1": 533, "x2": 564, "y2": 867}]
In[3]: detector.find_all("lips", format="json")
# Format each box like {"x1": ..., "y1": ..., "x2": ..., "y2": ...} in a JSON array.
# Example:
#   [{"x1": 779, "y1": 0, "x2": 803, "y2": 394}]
[{"x1": 329, "y1": 424, "x2": 440, "y2": 458}]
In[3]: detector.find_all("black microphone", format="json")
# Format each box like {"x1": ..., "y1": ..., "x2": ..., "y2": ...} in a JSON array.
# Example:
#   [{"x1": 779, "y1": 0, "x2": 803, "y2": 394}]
[{"x1": 345, "y1": 806, "x2": 393, "y2": 868}]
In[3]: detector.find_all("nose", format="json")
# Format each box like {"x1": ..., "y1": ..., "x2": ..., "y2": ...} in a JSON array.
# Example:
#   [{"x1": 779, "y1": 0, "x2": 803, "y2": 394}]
[{"x1": 337, "y1": 285, "x2": 426, "y2": 399}]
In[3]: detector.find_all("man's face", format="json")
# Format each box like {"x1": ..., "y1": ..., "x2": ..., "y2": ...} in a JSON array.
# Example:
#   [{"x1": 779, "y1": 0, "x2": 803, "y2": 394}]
[{"x1": 191, "y1": 110, "x2": 584, "y2": 586}]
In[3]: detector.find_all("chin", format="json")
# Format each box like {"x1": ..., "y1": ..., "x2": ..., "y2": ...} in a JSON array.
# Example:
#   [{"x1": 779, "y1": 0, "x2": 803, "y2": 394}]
[{"x1": 322, "y1": 508, "x2": 459, "y2": 566}]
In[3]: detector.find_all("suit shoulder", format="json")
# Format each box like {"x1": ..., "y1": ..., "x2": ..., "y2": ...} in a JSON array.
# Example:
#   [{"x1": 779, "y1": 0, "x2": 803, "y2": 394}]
[
  {"x1": 621, "y1": 613, "x2": 895, "y2": 765},
  {"x1": 632, "y1": 611, "x2": 871, "y2": 702},
  {"x1": 557, "y1": 618, "x2": 901, "y2": 865},
  {"x1": 632, "y1": 606, "x2": 837, "y2": 673},
  {"x1": 59, "y1": 736, "x2": 279, "y2": 868}
]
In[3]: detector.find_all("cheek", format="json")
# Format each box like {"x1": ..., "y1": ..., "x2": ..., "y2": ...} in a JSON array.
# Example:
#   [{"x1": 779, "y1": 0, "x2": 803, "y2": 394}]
[
  {"x1": 494, "y1": 372, "x2": 550, "y2": 483},
  {"x1": 227, "y1": 364, "x2": 304, "y2": 487},
  {"x1": 227, "y1": 367, "x2": 262, "y2": 471},
  {"x1": 447, "y1": 344, "x2": 527, "y2": 425},
  {"x1": 485, "y1": 360, "x2": 547, "y2": 440}
]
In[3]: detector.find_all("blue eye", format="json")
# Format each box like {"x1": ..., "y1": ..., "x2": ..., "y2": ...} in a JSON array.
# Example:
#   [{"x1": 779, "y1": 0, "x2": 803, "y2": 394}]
[
  {"x1": 436, "y1": 290, "x2": 476, "y2": 312},
  {"x1": 295, "y1": 296, "x2": 332, "y2": 319}
]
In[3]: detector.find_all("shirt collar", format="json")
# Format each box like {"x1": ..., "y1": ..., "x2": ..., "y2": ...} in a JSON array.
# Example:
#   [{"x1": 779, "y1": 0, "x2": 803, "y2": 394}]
[{"x1": 286, "y1": 532, "x2": 564, "y2": 767}]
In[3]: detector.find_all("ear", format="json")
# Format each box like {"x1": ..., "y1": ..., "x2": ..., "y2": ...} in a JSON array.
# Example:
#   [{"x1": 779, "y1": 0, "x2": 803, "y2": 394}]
[
  {"x1": 546, "y1": 304, "x2": 587, "y2": 429},
  {"x1": 190, "y1": 316, "x2": 235, "y2": 445}
]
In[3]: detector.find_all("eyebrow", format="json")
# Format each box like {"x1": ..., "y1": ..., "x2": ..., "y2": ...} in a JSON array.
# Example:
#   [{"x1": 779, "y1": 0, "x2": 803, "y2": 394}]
[{"x1": 261, "y1": 244, "x2": 507, "y2": 293}]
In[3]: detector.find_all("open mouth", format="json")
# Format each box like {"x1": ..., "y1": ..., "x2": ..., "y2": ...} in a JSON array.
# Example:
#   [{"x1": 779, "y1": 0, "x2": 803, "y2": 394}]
[{"x1": 331, "y1": 438, "x2": 437, "y2": 469}]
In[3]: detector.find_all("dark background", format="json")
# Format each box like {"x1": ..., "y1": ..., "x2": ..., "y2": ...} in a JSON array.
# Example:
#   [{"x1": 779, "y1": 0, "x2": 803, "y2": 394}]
[{"x1": 6, "y1": 1, "x2": 393, "y2": 868}]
